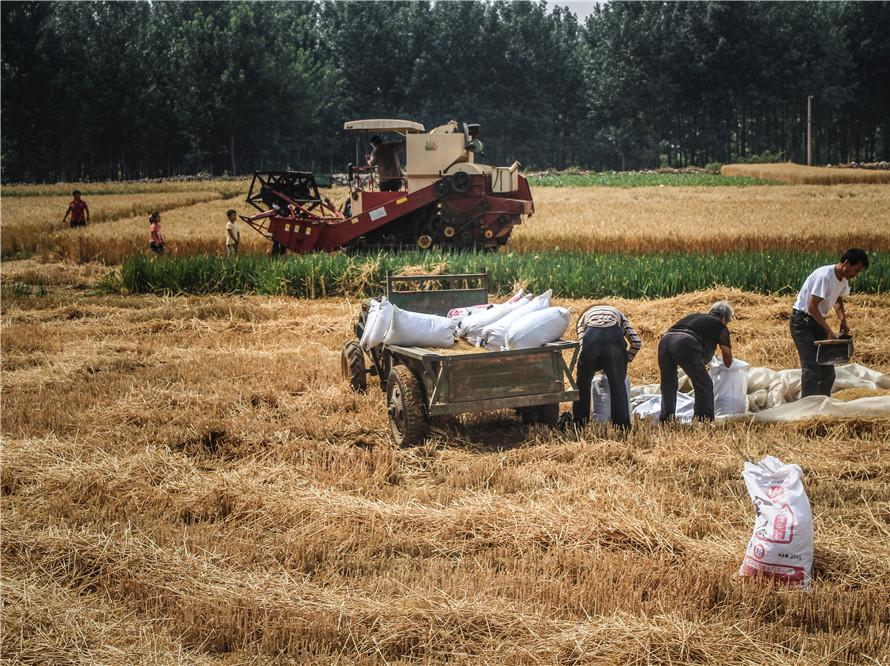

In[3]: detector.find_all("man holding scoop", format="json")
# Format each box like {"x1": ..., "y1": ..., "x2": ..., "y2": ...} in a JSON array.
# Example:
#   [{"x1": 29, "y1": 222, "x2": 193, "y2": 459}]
[{"x1": 791, "y1": 248, "x2": 869, "y2": 397}]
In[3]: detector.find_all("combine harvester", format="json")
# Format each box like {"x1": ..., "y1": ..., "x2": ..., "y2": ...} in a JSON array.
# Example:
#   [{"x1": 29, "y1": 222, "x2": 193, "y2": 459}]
[{"x1": 241, "y1": 119, "x2": 534, "y2": 252}]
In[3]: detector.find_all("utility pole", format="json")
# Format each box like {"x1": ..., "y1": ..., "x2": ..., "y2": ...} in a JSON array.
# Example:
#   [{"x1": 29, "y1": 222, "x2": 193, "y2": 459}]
[{"x1": 807, "y1": 95, "x2": 813, "y2": 166}]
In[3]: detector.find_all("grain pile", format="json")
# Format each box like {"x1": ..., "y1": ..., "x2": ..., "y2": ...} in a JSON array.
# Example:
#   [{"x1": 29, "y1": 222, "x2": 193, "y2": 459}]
[{"x1": 3, "y1": 269, "x2": 889, "y2": 663}]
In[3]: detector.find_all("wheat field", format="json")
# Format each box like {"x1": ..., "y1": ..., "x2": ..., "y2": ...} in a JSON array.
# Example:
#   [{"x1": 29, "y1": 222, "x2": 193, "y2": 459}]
[
  {"x1": 2, "y1": 258, "x2": 889, "y2": 664},
  {"x1": 511, "y1": 185, "x2": 890, "y2": 255},
  {"x1": 3, "y1": 180, "x2": 889, "y2": 261},
  {"x1": 721, "y1": 163, "x2": 890, "y2": 185},
  {"x1": 0, "y1": 190, "x2": 227, "y2": 258}
]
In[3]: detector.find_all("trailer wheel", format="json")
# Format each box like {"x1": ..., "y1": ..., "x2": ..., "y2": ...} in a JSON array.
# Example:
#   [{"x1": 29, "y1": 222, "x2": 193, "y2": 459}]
[
  {"x1": 341, "y1": 340, "x2": 367, "y2": 392},
  {"x1": 536, "y1": 403, "x2": 560, "y2": 427},
  {"x1": 387, "y1": 365, "x2": 428, "y2": 446},
  {"x1": 516, "y1": 403, "x2": 560, "y2": 427}
]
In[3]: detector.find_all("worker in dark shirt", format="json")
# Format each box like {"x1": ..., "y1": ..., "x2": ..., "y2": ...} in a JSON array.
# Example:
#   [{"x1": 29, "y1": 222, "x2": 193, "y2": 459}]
[{"x1": 658, "y1": 301, "x2": 734, "y2": 422}]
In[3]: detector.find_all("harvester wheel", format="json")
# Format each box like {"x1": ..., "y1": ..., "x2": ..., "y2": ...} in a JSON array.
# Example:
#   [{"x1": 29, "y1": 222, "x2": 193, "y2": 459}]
[
  {"x1": 417, "y1": 234, "x2": 433, "y2": 250},
  {"x1": 443, "y1": 226, "x2": 456, "y2": 238},
  {"x1": 341, "y1": 340, "x2": 367, "y2": 392},
  {"x1": 387, "y1": 365, "x2": 428, "y2": 446},
  {"x1": 451, "y1": 170, "x2": 471, "y2": 193}
]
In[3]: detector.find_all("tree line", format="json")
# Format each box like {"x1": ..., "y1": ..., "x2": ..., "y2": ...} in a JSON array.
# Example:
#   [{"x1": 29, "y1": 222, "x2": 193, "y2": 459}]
[{"x1": 2, "y1": 1, "x2": 888, "y2": 182}]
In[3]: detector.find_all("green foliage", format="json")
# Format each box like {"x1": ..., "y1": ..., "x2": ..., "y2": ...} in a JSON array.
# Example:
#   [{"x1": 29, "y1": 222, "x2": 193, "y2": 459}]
[
  {"x1": 118, "y1": 251, "x2": 888, "y2": 299},
  {"x1": 736, "y1": 151, "x2": 785, "y2": 164},
  {"x1": 2, "y1": 1, "x2": 888, "y2": 179},
  {"x1": 528, "y1": 172, "x2": 777, "y2": 187}
]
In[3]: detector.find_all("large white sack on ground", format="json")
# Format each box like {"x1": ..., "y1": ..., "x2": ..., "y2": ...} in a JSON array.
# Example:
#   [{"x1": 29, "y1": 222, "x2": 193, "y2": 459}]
[
  {"x1": 592, "y1": 374, "x2": 632, "y2": 423},
  {"x1": 384, "y1": 306, "x2": 456, "y2": 348},
  {"x1": 503, "y1": 305, "x2": 569, "y2": 351},
  {"x1": 752, "y1": 395, "x2": 890, "y2": 422},
  {"x1": 458, "y1": 296, "x2": 530, "y2": 345},
  {"x1": 709, "y1": 357, "x2": 750, "y2": 417},
  {"x1": 633, "y1": 392, "x2": 695, "y2": 423},
  {"x1": 739, "y1": 456, "x2": 813, "y2": 588},
  {"x1": 360, "y1": 299, "x2": 394, "y2": 350},
  {"x1": 482, "y1": 289, "x2": 553, "y2": 349}
]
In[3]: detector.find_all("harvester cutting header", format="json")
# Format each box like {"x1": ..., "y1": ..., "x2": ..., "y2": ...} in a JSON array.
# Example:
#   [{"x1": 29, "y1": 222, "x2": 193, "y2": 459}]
[{"x1": 241, "y1": 119, "x2": 534, "y2": 253}]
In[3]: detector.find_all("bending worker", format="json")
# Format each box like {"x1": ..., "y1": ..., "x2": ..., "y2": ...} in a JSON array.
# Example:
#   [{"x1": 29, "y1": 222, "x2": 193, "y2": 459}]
[
  {"x1": 572, "y1": 304, "x2": 642, "y2": 428},
  {"x1": 791, "y1": 248, "x2": 869, "y2": 397},
  {"x1": 658, "y1": 301, "x2": 733, "y2": 422}
]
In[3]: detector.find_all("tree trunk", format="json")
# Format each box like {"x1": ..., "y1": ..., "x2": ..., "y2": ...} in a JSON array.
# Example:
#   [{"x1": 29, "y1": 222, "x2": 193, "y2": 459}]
[{"x1": 230, "y1": 132, "x2": 237, "y2": 176}]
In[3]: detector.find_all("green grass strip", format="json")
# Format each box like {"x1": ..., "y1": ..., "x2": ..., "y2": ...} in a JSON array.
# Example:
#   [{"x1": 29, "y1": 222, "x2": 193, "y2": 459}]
[
  {"x1": 116, "y1": 251, "x2": 887, "y2": 299},
  {"x1": 528, "y1": 172, "x2": 779, "y2": 187}
]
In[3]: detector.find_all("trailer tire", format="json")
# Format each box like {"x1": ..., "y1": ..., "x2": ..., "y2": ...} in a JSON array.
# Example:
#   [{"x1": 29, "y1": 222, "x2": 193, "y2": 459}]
[
  {"x1": 341, "y1": 340, "x2": 367, "y2": 392},
  {"x1": 516, "y1": 403, "x2": 560, "y2": 427},
  {"x1": 536, "y1": 403, "x2": 560, "y2": 427},
  {"x1": 387, "y1": 365, "x2": 428, "y2": 446}
]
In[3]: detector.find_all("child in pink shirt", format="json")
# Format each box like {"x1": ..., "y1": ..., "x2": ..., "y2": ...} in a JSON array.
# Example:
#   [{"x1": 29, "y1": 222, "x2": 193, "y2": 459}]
[{"x1": 148, "y1": 212, "x2": 165, "y2": 254}]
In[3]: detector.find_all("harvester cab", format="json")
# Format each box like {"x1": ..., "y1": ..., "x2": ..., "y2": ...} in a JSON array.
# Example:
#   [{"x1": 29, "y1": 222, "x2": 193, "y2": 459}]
[{"x1": 241, "y1": 118, "x2": 533, "y2": 253}]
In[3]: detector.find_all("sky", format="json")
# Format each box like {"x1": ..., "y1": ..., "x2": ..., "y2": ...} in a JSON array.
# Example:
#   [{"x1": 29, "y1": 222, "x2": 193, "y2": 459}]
[{"x1": 547, "y1": 1, "x2": 599, "y2": 21}]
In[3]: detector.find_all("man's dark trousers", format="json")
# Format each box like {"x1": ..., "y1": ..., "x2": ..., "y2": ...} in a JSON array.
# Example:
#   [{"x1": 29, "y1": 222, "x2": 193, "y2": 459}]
[
  {"x1": 573, "y1": 325, "x2": 630, "y2": 428},
  {"x1": 658, "y1": 331, "x2": 714, "y2": 421},
  {"x1": 790, "y1": 310, "x2": 835, "y2": 397}
]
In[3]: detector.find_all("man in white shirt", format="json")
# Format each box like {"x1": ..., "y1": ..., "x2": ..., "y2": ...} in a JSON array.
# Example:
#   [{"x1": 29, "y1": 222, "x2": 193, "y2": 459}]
[
  {"x1": 225, "y1": 209, "x2": 240, "y2": 256},
  {"x1": 791, "y1": 248, "x2": 869, "y2": 397}
]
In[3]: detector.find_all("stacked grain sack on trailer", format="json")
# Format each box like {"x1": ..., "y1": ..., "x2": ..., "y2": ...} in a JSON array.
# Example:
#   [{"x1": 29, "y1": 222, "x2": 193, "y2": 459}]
[{"x1": 360, "y1": 287, "x2": 571, "y2": 351}]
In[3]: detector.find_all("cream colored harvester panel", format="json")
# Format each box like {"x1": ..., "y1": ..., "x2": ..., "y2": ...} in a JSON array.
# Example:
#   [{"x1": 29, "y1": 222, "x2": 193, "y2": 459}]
[{"x1": 406, "y1": 133, "x2": 469, "y2": 183}]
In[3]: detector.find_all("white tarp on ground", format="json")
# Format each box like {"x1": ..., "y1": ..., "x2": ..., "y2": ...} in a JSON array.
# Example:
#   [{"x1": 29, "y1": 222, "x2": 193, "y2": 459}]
[
  {"x1": 751, "y1": 395, "x2": 890, "y2": 422},
  {"x1": 631, "y1": 362, "x2": 890, "y2": 423}
]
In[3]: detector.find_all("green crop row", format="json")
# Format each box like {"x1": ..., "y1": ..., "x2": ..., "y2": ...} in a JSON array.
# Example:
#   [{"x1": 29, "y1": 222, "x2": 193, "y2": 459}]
[
  {"x1": 114, "y1": 251, "x2": 887, "y2": 299},
  {"x1": 528, "y1": 172, "x2": 779, "y2": 187}
]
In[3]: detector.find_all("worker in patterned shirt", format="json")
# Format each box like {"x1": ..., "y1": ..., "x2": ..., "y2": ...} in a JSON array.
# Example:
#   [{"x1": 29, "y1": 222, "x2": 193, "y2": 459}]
[{"x1": 571, "y1": 304, "x2": 642, "y2": 428}]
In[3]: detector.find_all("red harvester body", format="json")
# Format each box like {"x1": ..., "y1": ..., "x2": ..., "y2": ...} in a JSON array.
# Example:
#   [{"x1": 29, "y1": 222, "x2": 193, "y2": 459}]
[{"x1": 241, "y1": 119, "x2": 534, "y2": 253}]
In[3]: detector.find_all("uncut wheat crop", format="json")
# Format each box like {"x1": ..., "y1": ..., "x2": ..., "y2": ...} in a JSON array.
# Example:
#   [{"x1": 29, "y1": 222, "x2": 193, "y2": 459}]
[
  {"x1": 41, "y1": 191, "x2": 348, "y2": 264},
  {"x1": 2, "y1": 260, "x2": 889, "y2": 664},
  {"x1": 0, "y1": 191, "x2": 227, "y2": 257},
  {"x1": 722, "y1": 162, "x2": 890, "y2": 185},
  {"x1": 1, "y1": 177, "x2": 250, "y2": 198},
  {"x1": 511, "y1": 184, "x2": 890, "y2": 254},
  {"x1": 5, "y1": 178, "x2": 890, "y2": 262}
]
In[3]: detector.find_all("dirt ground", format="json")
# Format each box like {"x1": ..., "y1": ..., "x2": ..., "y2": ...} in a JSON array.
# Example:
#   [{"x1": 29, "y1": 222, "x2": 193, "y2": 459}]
[{"x1": 2, "y1": 262, "x2": 889, "y2": 664}]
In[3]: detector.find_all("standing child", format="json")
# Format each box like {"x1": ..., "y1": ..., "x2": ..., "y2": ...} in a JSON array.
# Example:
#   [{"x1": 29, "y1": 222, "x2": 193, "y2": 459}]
[
  {"x1": 63, "y1": 190, "x2": 89, "y2": 228},
  {"x1": 148, "y1": 212, "x2": 165, "y2": 255},
  {"x1": 225, "y1": 209, "x2": 240, "y2": 256}
]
